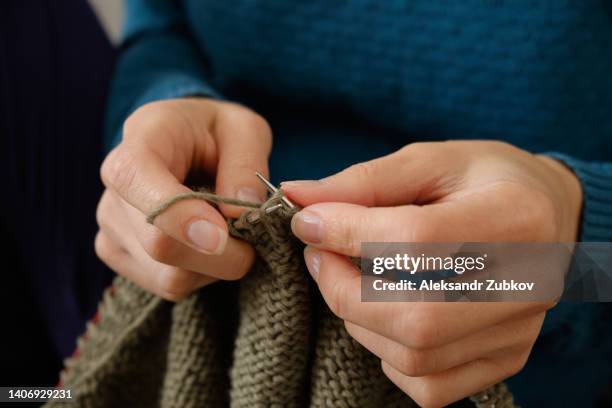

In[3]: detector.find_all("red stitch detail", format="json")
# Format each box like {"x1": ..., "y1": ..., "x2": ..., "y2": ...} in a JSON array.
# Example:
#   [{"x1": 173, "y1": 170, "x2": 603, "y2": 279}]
[
  {"x1": 60, "y1": 282, "x2": 113, "y2": 384},
  {"x1": 92, "y1": 310, "x2": 101, "y2": 324}
]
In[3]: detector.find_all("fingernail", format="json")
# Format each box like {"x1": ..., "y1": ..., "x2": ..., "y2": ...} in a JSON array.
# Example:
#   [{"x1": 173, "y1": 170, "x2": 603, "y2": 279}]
[
  {"x1": 237, "y1": 187, "x2": 264, "y2": 204},
  {"x1": 187, "y1": 220, "x2": 227, "y2": 254},
  {"x1": 291, "y1": 210, "x2": 323, "y2": 243},
  {"x1": 304, "y1": 247, "x2": 321, "y2": 281},
  {"x1": 281, "y1": 180, "x2": 323, "y2": 189}
]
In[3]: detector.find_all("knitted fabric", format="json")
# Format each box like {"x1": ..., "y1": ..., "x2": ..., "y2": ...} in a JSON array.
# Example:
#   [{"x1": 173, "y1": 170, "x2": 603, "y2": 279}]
[{"x1": 46, "y1": 193, "x2": 516, "y2": 408}]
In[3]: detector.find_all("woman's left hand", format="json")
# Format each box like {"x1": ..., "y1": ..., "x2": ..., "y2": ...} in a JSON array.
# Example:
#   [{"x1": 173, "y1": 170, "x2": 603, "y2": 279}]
[{"x1": 282, "y1": 140, "x2": 582, "y2": 407}]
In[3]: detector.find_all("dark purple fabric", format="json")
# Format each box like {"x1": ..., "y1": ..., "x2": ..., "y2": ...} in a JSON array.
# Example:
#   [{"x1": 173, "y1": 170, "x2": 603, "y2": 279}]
[{"x1": 0, "y1": 0, "x2": 114, "y2": 384}]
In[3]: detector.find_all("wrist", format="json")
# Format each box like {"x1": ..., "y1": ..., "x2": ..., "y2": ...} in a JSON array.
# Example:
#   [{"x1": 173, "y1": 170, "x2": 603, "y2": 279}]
[{"x1": 537, "y1": 155, "x2": 583, "y2": 241}]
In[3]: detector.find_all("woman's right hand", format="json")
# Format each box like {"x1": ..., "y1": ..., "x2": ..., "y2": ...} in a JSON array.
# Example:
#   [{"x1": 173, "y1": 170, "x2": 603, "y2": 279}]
[{"x1": 95, "y1": 98, "x2": 272, "y2": 300}]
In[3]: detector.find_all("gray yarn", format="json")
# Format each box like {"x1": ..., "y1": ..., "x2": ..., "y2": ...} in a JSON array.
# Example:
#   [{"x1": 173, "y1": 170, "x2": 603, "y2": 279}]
[{"x1": 146, "y1": 189, "x2": 260, "y2": 224}]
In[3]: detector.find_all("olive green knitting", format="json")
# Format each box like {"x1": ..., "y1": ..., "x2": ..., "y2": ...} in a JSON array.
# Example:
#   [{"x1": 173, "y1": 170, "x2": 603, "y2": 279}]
[{"x1": 46, "y1": 190, "x2": 516, "y2": 408}]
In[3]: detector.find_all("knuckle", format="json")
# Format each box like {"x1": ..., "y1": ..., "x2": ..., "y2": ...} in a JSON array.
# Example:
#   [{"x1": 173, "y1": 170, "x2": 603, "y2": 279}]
[
  {"x1": 95, "y1": 203, "x2": 104, "y2": 230},
  {"x1": 224, "y1": 106, "x2": 272, "y2": 149},
  {"x1": 326, "y1": 278, "x2": 349, "y2": 320},
  {"x1": 489, "y1": 140, "x2": 513, "y2": 151},
  {"x1": 325, "y1": 213, "x2": 360, "y2": 254},
  {"x1": 122, "y1": 102, "x2": 170, "y2": 140},
  {"x1": 141, "y1": 231, "x2": 178, "y2": 264},
  {"x1": 94, "y1": 232, "x2": 109, "y2": 261},
  {"x1": 418, "y1": 398, "x2": 442, "y2": 408},
  {"x1": 214, "y1": 104, "x2": 273, "y2": 158},
  {"x1": 399, "y1": 142, "x2": 424, "y2": 156},
  {"x1": 100, "y1": 146, "x2": 138, "y2": 193},
  {"x1": 156, "y1": 267, "x2": 195, "y2": 301},
  {"x1": 514, "y1": 186, "x2": 557, "y2": 240},
  {"x1": 245, "y1": 111, "x2": 272, "y2": 137},
  {"x1": 94, "y1": 232, "x2": 123, "y2": 273},
  {"x1": 399, "y1": 142, "x2": 437, "y2": 161},
  {"x1": 398, "y1": 348, "x2": 431, "y2": 377},
  {"x1": 399, "y1": 306, "x2": 439, "y2": 349},
  {"x1": 346, "y1": 161, "x2": 379, "y2": 183},
  {"x1": 218, "y1": 103, "x2": 248, "y2": 121},
  {"x1": 223, "y1": 105, "x2": 270, "y2": 129},
  {"x1": 506, "y1": 351, "x2": 530, "y2": 377},
  {"x1": 409, "y1": 322, "x2": 437, "y2": 350},
  {"x1": 122, "y1": 109, "x2": 145, "y2": 140},
  {"x1": 95, "y1": 193, "x2": 110, "y2": 229},
  {"x1": 531, "y1": 194, "x2": 558, "y2": 240},
  {"x1": 413, "y1": 381, "x2": 444, "y2": 408}
]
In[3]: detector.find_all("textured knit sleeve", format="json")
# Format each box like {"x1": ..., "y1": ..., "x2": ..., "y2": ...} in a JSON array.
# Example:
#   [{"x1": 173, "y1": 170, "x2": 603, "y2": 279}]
[
  {"x1": 546, "y1": 153, "x2": 612, "y2": 242},
  {"x1": 537, "y1": 154, "x2": 612, "y2": 354},
  {"x1": 103, "y1": 0, "x2": 221, "y2": 150}
]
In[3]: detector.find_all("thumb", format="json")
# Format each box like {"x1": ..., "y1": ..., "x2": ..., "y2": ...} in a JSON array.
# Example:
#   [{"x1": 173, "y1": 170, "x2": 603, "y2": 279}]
[
  {"x1": 213, "y1": 109, "x2": 273, "y2": 218},
  {"x1": 101, "y1": 143, "x2": 230, "y2": 255},
  {"x1": 281, "y1": 143, "x2": 463, "y2": 207}
]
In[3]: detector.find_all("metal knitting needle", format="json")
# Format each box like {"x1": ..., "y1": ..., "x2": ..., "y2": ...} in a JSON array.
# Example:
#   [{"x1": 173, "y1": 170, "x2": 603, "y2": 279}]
[{"x1": 255, "y1": 171, "x2": 296, "y2": 209}]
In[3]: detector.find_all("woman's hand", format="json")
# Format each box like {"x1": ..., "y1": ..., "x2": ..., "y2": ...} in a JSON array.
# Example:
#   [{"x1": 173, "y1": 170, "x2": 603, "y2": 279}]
[
  {"x1": 96, "y1": 98, "x2": 272, "y2": 301},
  {"x1": 282, "y1": 140, "x2": 582, "y2": 407}
]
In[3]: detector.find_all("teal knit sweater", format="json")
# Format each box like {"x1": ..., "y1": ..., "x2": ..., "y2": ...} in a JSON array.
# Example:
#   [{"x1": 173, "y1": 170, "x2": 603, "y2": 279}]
[{"x1": 106, "y1": 1, "x2": 612, "y2": 405}]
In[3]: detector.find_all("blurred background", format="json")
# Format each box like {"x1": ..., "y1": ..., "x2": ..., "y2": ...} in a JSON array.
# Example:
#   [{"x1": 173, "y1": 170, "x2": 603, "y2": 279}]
[
  {"x1": 0, "y1": 0, "x2": 121, "y2": 388},
  {"x1": 89, "y1": 0, "x2": 122, "y2": 45}
]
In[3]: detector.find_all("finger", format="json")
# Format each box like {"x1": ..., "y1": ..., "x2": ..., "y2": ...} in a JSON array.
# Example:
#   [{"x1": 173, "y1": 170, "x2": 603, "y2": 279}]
[
  {"x1": 381, "y1": 349, "x2": 529, "y2": 408},
  {"x1": 213, "y1": 108, "x2": 272, "y2": 217},
  {"x1": 344, "y1": 311, "x2": 544, "y2": 377},
  {"x1": 117, "y1": 195, "x2": 254, "y2": 280},
  {"x1": 305, "y1": 247, "x2": 547, "y2": 348},
  {"x1": 98, "y1": 190, "x2": 253, "y2": 280},
  {"x1": 96, "y1": 193, "x2": 216, "y2": 298},
  {"x1": 291, "y1": 183, "x2": 539, "y2": 257},
  {"x1": 281, "y1": 142, "x2": 466, "y2": 207},
  {"x1": 292, "y1": 202, "x2": 416, "y2": 256},
  {"x1": 95, "y1": 231, "x2": 214, "y2": 301},
  {"x1": 101, "y1": 143, "x2": 229, "y2": 255}
]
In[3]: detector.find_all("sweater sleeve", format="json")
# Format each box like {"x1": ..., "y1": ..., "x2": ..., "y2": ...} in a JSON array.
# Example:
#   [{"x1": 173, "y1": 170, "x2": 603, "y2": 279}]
[
  {"x1": 546, "y1": 153, "x2": 612, "y2": 242},
  {"x1": 103, "y1": 0, "x2": 221, "y2": 150},
  {"x1": 537, "y1": 153, "x2": 612, "y2": 350}
]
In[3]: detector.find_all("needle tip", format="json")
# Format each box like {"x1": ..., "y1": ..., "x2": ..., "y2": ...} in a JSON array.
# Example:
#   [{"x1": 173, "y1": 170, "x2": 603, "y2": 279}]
[{"x1": 254, "y1": 171, "x2": 296, "y2": 209}]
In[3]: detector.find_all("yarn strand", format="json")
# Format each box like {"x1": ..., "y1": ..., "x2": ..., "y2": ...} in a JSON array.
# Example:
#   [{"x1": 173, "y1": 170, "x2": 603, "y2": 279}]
[{"x1": 146, "y1": 190, "x2": 261, "y2": 224}]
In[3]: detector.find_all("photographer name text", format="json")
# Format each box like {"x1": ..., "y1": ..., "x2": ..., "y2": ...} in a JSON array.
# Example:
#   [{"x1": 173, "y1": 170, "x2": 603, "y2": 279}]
[{"x1": 372, "y1": 279, "x2": 535, "y2": 292}]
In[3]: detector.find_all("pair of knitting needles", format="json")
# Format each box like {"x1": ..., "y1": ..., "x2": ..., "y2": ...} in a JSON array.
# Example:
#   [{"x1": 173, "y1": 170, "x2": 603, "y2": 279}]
[
  {"x1": 245, "y1": 172, "x2": 295, "y2": 223},
  {"x1": 255, "y1": 171, "x2": 296, "y2": 212}
]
